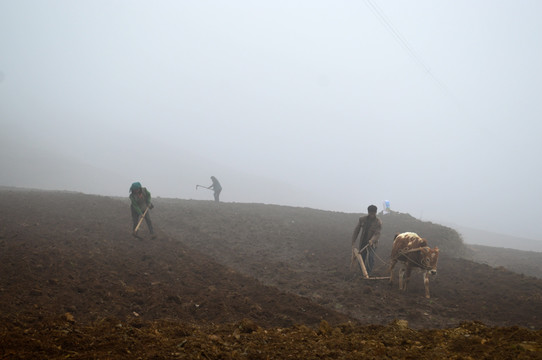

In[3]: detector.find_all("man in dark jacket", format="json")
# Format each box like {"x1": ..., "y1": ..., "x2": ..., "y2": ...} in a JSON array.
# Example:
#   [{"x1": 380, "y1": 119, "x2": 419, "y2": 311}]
[
  {"x1": 351, "y1": 204, "x2": 382, "y2": 275},
  {"x1": 129, "y1": 182, "x2": 155, "y2": 237}
]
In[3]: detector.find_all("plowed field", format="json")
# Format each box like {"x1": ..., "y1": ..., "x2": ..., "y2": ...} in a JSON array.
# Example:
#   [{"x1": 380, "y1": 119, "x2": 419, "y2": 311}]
[{"x1": 1, "y1": 189, "x2": 541, "y2": 359}]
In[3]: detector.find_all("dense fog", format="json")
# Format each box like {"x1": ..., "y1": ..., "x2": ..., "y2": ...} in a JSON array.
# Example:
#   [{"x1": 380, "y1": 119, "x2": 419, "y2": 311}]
[{"x1": 1, "y1": 1, "x2": 541, "y2": 244}]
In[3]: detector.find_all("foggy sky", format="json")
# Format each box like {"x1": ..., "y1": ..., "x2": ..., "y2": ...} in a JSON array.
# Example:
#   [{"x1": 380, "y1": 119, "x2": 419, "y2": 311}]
[{"x1": 1, "y1": 1, "x2": 541, "y2": 242}]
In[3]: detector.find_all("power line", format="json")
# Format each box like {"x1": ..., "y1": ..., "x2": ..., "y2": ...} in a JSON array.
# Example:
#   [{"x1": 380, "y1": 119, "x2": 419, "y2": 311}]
[{"x1": 365, "y1": 0, "x2": 454, "y2": 100}]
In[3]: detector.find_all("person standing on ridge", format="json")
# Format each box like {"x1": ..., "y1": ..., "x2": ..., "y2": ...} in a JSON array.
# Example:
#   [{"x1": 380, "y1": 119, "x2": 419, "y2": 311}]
[
  {"x1": 208, "y1": 176, "x2": 222, "y2": 202},
  {"x1": 351, "y1": 204, "x2": 382, "y2": 275},
  {"x1": 129, "y1": 182, "x2": 155, "y2": 238}
]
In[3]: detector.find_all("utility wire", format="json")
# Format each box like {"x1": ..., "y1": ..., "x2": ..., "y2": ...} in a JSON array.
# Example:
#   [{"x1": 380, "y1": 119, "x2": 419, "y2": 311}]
[{"x1": 365, "y1": 0, "x2": 455, "y2": 101}]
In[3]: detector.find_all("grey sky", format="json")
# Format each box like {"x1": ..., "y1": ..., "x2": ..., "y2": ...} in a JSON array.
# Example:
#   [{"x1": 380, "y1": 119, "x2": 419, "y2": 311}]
[{"x1": 1, "y1": 1, "x2": 541, "y2": 241}]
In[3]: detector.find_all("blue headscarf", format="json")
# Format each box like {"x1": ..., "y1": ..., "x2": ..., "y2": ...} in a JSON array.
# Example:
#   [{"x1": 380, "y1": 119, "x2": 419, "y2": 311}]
[{"x1": 130, "y1": 182, "x2": 142, "y2": 192}]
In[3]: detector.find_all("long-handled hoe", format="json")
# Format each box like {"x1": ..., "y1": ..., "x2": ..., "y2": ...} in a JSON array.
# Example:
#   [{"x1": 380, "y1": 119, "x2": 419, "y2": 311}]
[{"x1": 132, "y1": 207, "x2": 149, "y2": 238}]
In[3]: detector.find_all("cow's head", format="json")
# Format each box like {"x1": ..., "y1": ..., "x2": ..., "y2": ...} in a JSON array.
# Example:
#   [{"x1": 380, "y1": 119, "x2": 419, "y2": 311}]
[{"x1": 420, "y1": 247, "x2": 439, "y2": 274}]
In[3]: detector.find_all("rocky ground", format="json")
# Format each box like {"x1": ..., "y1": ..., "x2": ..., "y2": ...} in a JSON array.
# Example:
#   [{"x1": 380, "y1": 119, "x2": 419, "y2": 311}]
[{"x1": 1, "y1": 188, "x2": 541, "y2": 359}]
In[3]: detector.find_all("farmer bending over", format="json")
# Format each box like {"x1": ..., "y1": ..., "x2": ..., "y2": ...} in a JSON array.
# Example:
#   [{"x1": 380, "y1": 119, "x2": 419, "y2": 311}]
[{"x1": 129, "y1": 182, "x2": 155, "y2": 237}]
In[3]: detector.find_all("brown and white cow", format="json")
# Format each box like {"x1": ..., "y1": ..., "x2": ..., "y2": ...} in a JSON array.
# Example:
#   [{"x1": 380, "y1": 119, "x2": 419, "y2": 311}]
[{"x1": 389, "y1": 232, "x2": 440, "y2": 298}]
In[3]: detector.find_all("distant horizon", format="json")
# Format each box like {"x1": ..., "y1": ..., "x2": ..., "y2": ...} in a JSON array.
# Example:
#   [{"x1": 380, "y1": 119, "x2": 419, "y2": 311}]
[{"x1": 3, "y1": 184, "x2": 541, "y2": 253}]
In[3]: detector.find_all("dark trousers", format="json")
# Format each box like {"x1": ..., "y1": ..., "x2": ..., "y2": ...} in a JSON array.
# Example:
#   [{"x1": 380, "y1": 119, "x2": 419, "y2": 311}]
[
  {"x1": 131, "y1": 206, "x2": 154, "y2": 234},
  {"x1": 360, "y1": 244, "x2": 375, "y2": 274},
  {"x1": 214, "y1": 189, "x2": 221, "y2": 202}
]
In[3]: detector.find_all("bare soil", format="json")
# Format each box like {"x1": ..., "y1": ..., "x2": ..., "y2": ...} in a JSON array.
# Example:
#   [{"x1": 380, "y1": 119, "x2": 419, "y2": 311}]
[{"x1": 1, "y1": 188, "x2": 541, "y2": 359}]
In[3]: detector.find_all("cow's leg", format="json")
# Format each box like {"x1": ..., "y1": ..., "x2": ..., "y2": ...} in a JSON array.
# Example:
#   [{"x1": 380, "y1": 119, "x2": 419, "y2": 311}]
[
  {"x1": 404, "y1": 265, "x2": 413, "y2": 292},
  {"x1": 389, "y1": 259, "x2": 397, "y2": 285},
  {"x1": 424, "y1": 271, "x2": 431, "y2": 298},
  {"x1": 398, "y1": 265, "x2": 406, "y2": 291}
]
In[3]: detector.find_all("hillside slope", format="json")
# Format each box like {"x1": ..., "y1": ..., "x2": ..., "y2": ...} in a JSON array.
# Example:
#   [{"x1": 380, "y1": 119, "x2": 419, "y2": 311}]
[
  {"x1": 0, "y1": 189, "x2": 350, "y2": 327},
  {"x1": 2, "y1": 189, "x2": 542, "y2": 359},
  {"x1": 154, "y1": 199, "x2": 542, "y2": 329},
  {"x1": 2, "y1": 189, "x2": 542, "y2": 329},
  {"x1": 452, "y1": 224, "x2": 542, "y2": 252},
  {"x1": 467, "y1": 244, "x2": 542, "y2": 279}
]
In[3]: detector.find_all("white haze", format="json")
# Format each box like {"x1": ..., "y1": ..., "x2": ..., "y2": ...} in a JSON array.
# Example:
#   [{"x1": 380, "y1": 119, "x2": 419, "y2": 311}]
[{"x1": 1, "y1": 1, "x2": 541, "y2": 247}]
